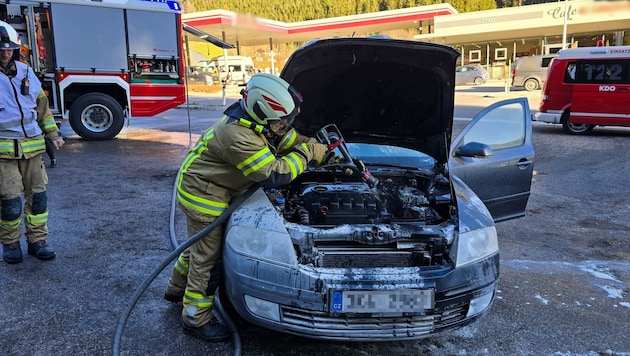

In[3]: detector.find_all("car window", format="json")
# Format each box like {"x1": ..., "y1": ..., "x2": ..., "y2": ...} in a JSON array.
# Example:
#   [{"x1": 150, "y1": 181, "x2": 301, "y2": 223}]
[
  {"x1": 460, "y1": 102, "x2": 526, "y2": 150},
  {"x1": 541, "y1": 56, "x2": 555, "y2": 67}
]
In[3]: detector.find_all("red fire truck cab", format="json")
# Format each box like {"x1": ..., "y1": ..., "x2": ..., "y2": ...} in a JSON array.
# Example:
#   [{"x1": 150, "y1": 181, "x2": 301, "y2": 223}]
[{"x1": 2, "y1": 0, "x2": 186, "y2": 140}]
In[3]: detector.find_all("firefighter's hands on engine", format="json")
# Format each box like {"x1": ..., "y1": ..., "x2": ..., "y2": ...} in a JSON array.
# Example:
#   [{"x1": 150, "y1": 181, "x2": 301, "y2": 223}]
[
  {"x1": 322, "y1": 151, "x2": 344, "y2": 165},
  {"x1": 305, "y1": 142, "x2": 329, "y2": 166}
]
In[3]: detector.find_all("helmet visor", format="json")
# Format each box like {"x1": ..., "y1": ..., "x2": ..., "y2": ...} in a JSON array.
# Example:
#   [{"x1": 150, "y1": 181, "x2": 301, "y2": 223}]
[{"x1": 270, "y1": 85, "x2": 302, "y2": 136}]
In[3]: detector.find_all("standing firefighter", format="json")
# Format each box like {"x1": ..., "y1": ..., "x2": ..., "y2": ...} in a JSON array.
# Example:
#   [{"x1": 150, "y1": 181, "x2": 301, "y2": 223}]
[
  {"x1": 0, "y1": 21, "x2": 64, "y2": 264},
  {"x1": 164, "y1": 73, "x2": 338, "y2": 341}
]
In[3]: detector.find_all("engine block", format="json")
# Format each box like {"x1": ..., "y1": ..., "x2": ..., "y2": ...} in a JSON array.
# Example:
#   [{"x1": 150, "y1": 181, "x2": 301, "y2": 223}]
[{"x1": 300, "y1": 182, "x2": 379, "y2": 225}]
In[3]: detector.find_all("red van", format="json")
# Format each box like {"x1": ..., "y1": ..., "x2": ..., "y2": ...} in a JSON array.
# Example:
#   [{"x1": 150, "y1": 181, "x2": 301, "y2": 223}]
[{"x1": 533, "y1": 46, "x2": 630, "y2": 134}]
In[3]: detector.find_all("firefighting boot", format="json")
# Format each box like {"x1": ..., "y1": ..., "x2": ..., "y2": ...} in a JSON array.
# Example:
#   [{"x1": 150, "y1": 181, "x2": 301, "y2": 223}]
[
  {"x1": 27, "y1": 240, "x2": 56, "y2": 260},
  {"x1": 2, "y1": 241, "x2": 23, "y2": 264},
  {"x1": 182, "y1": 317, "x2": 231, "y2": 342},
  {"x1": 164, "y1": 292, "x2": 184, "y2": 303}
]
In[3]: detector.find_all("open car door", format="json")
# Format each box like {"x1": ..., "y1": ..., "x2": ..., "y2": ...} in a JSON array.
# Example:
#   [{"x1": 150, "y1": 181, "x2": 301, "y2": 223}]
[{"x1": 449, "y1": 97, "x2": 535, "y2": 222}]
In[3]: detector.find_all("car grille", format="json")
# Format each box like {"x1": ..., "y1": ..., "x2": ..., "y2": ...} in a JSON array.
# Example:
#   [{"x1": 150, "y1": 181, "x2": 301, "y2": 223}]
[
  {"x1": 279, "y1": 302, "x2": 468, "y2": 340},
  {"x1": 316, "y1": 247, "x2": 438, "y2": 268}
]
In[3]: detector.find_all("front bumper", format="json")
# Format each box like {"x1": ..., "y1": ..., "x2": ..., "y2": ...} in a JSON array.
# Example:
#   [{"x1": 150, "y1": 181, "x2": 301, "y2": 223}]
[
  {"x1": 533, "y1": 110, "x2": 562, "y2": 124},
  {"x1": 222, "y1": 250, "x2": 499, "y2": 341}
]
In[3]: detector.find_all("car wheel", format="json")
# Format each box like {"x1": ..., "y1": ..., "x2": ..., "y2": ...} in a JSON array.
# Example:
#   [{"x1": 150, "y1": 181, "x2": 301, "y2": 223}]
[
  {"x1": 524, "y1": 78, "x2": 539, "y2": 91},
  {"x1": 69, "y1": 93, "x2": 124, "y2": 140},
  {"x1": 561, "y1": 111, "x2": 594, "y2": 135},
  {"x1": 474, "y1": 77, "x2": 484, "y2": 85}
]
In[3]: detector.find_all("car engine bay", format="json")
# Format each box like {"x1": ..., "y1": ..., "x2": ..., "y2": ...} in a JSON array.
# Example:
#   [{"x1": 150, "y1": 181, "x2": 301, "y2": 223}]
[{"x1": 262, "y1": 125, "x2": 457, "y2": 268}]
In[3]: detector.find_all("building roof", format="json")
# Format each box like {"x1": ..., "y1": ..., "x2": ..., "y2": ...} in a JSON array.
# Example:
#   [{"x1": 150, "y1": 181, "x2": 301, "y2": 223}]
[
  {"x1": 415, "y1": 0, "x2": 630, "y2": 45},
  {"x1": 182, "y1": 1, "x2": 629, "y2": 50}
]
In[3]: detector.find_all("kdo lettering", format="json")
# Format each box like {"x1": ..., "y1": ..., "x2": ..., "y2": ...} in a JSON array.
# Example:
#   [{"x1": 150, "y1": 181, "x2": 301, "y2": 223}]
[{"x1": 599, "y1": 85, "x2": 616, "y2": 92}]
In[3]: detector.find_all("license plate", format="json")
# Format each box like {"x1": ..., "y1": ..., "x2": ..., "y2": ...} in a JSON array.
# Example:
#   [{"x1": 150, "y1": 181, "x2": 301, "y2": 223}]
[{"x1": 330, "y1": 289, "x2": 434, "y2": 313}]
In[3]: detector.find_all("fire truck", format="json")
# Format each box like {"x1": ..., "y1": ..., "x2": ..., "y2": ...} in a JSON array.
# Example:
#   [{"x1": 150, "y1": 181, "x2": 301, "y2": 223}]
[{"x1": 1, "y1": 0, "x2": 186, "y2": 140}]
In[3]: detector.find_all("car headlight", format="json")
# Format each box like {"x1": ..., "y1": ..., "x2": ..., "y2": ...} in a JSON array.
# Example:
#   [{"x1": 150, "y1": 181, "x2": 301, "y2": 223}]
[
  {"x1": 453, "y1": 226, "x2": 498, "y2": 268},
  {"x1": 244, "y1": 295, "x2": 281, "y2": 322},
  {"x1": 225, "y1": 225, "x2": 297, "y2": 267}
]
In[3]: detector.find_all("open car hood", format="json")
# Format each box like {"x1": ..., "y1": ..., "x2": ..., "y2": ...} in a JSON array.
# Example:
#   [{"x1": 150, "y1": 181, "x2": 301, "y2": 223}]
[{"x1": 280, "y1": 36, "x2": 460, "y2": 164}]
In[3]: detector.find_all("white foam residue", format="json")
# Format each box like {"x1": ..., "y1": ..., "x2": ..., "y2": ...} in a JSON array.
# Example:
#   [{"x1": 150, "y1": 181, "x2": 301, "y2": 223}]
[
  {"x1": 597, "y1": 285, "x2": 624, "y2": 299},
  {"x1": 452, "y1": 325, "x2": 476, "y2": 338},
  {"x1": 579, "y1": 263, "x2": 620, "y2": 282},
  {"x1": 535, "y1": 293, "x2": 549, "y2": 305},
  {"x1": 620, "y1": 302, "x2": 630, "y2": 309}
]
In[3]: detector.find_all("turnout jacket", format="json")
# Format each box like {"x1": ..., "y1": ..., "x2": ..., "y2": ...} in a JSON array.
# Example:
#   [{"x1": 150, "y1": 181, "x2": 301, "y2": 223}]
[
  {"x1": 0, "y1": 60, "x2": 60, "y2": 159},
  {"x1": 176, "y1": 102, "x2": 318, "y2": 221}
]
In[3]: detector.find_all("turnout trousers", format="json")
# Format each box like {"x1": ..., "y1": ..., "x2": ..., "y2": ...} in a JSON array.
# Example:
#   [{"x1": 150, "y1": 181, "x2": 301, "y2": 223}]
[
  {"x1": 0, "y1": 154, "x2": 48, "y2": 245},
  {"x1": 166, "y1": 214, "x2": 224, "y2": 328}
]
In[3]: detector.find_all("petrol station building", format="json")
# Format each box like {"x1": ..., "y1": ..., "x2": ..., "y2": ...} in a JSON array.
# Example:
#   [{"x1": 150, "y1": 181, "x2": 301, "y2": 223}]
[{"x1": 182, "y1": 0, "x2": 630, "y2": 77}]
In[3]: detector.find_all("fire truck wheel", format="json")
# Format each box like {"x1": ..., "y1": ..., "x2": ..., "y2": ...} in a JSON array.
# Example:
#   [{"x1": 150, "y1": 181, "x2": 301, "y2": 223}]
[{"x1": 69, "y1": 93, "x2": 125, "y2": 140}]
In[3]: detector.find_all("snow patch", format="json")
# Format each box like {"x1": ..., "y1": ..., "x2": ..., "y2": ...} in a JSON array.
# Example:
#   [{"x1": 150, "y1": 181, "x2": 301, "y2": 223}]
[{"x1": 620, "y1": 302, "x2": 630, "y2": 309}]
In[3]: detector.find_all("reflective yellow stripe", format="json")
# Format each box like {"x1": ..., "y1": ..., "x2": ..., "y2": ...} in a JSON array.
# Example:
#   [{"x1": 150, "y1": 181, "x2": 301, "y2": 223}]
[
  {"x1": 177, "y1": 186, "x2": 228, "y2": 216},
  {"x1": 25, "y1": 211, "x2": 48, "y2": 225},
  {"x1": 237, "y1": 147, "x2": 274, "y2": 177},
  {"x1": 183, "y1": 290, "x2": 214, "y2": 308},
  {"x1": 0, "y1": 218, "x2": 21, "y2": 231},
  {"x1": 42, "y1": 118, "x2": 57, "y2": 131},
  {"x1": 176, "y1": 128, "x2": 228, "y2": 216},
  {"x1": 278, "y1": 130, "x2": 297, "y2": 153},
  {"x1": 22, "y1": 138, "x2": 45, "y2": 153},
  {"x1": 281, "y1": 152, "x2": 305, "y2": 179},
  {"x1": 0, "y1": 141, "x2": 13, "y2": 153},
  {"x1": 174, "y1": 255, "x2": 189, "y2": 276}
]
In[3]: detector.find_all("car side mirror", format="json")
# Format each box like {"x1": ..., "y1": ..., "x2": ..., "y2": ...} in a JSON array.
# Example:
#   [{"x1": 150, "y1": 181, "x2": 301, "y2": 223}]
[{"x1": 454, "y1": 142, "x2": 494, "y2": 158}]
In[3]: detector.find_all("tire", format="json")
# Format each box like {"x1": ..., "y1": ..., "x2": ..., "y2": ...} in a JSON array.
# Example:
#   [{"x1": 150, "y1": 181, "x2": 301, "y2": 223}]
[
  {"x1": 473, "y1": 77, "x2": 484, "y2": 85},
  {"x1": 524, "y1": 78, "x2": 539, "y2": 91},
  {"x1": 69, "y1": 93, "x2": 124, "y2": 140},
  {"x1": 561, "y1": 111, "x2": 593, "y2": 135}
]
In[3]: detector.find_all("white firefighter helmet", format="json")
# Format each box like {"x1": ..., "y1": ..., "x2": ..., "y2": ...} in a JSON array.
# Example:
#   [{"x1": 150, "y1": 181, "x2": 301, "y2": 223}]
[
  {"x1": 240, "y1": 73, "x2": 303, "y2": 129},
  {"x1": 0, "y1": 20, "x2": 20, "y2": 50}
]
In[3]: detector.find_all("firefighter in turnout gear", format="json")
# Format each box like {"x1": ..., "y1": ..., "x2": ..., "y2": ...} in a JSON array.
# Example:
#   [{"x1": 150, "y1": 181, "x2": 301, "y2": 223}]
[
  {"x1": 0, "y1": 21, "x2": 64, "y2": 264},
  {"x1": 164, "y1": 73, "x2": 336, "y2": 341}
]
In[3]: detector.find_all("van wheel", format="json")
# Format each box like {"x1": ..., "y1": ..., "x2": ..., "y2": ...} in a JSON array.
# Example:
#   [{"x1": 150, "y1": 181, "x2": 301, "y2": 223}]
[
  {"x1": 561, "y1": 111, "x2": 593, "y2": 135},
  {"x1": 524, "y1": 78, "x2": 539, "y2": 91},
  {"x1": 69, "y1": 93, "x2": 124, "y2": 140},
  {"x1": 474, "y1": 77, "x2": 484, "y2": 85}
]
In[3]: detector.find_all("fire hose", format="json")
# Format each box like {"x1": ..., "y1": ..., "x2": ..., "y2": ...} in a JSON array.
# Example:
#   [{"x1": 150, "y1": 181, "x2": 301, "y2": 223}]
[
  {"x1": 111, "y1": 180, "x2": 259, "y2": 356},
  {"x1": 112, "y1": 125, "x2": 374, "y2": 355}
]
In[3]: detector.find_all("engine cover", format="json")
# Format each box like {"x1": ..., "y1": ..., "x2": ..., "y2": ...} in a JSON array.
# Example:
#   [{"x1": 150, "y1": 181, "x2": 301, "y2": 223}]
[{"x1": 300, "y1": 182, "x2": 379, "y2": 225}]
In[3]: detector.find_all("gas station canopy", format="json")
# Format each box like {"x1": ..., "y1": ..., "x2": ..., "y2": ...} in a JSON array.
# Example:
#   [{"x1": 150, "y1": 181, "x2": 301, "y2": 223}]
[{"x1": 182, "y1": 4, "x2": 457, "y2": 48}]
